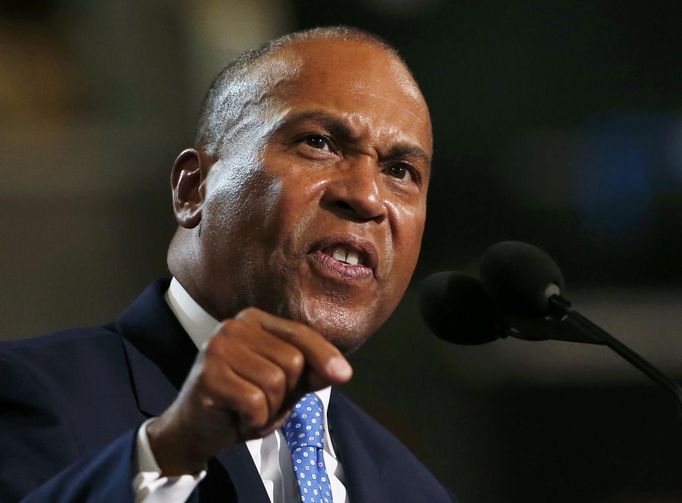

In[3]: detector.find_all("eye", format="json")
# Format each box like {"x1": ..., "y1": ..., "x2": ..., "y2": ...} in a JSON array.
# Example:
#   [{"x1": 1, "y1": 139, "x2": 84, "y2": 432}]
[
  {"x1": 303, "y1": 134, "x2": 333, "y2": 151},
  {"x1": 386, "y1": 163, "x2": 413, "y2": 181}
]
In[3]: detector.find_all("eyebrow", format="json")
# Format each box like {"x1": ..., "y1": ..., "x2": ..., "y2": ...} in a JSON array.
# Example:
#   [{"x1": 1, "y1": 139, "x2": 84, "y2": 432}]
[
  {"x1": 277, "y1": 109, "x2": 432, "y2": 166},
  {"x1": 278, "y1": 110, "x2": 358, "y2": 142},
  {"x1": 384, "y1": 144, "x2": 432, "y2": 166}
]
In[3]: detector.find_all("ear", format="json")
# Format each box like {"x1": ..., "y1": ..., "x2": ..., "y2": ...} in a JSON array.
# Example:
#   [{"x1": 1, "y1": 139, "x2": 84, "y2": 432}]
[{"x1": 171, "y1": 148, "x2": 212, "y2": 229}]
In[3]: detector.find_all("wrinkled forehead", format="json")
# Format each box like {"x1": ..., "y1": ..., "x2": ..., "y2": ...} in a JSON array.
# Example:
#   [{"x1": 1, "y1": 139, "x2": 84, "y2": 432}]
[
  {"x1": 292, "y1": 38, "x2": 425, "y2": 103},
  {"x1": 213, "y1": 37, "x2": 432, "y2": 158},
  {"x1": 205, "y1": 54, "x2": 301, "y2": 155},
  {"x1": 270, "y1": 38, "x2": 428, "y2": 112},
  {"x1": 272, "y1": 39, "x2": 431, "y2": 143},
  {"x1": 239, "y1": 52, "x2": 302, "y2": 101}
]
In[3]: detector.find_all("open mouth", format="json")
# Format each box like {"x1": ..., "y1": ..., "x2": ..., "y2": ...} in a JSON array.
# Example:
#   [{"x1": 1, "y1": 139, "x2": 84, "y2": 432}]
[
  {"x1": 322, "y1": 244, "x2": 366, "y2": 266},
  {"x1": 308, "y1": 236, "x2": 378, "y2": 281}
]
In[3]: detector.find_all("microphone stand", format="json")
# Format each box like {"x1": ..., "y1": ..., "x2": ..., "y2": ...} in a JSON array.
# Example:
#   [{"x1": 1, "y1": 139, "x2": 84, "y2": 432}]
[{"x1": 547, "y1": 294, "x2": 682, "y2": 416}]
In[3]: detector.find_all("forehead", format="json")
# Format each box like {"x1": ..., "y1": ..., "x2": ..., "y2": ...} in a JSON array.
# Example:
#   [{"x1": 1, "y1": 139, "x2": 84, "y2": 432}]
[{"x1": 257, "y1": 37, "x2": 433, "y2": 156}]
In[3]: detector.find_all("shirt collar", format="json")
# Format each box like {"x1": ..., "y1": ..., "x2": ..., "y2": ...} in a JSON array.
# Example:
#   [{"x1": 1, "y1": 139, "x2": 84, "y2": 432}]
[
  {"x1": 164, "y1": 277, "x2": 332, "y2": 413},
  {"x1": 164, "y1": 277, "x2": 221, "y2": 350}
]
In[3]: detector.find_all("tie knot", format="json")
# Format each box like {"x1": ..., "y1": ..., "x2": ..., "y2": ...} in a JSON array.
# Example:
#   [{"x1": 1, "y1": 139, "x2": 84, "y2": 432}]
[{"x1": 282, "y1": 393, "x2": 325, "y2": 451}]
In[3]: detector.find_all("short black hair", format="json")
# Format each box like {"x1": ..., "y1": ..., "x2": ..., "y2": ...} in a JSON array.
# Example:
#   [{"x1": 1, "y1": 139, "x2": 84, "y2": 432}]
[{"x1": 194, "y1": 26, "x2": 405, "y2": 154}]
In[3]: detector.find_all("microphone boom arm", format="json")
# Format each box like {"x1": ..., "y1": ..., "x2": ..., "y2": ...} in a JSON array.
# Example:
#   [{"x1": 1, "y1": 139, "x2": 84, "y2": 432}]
[{"x1": 548, "y1": 295, "x2": 682, "y2": 415}]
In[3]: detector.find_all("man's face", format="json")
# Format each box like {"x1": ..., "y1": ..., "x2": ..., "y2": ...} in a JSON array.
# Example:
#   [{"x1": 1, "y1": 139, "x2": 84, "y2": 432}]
[{"x1": 196, "y1": 37, "x2": 432, "y2": 353}]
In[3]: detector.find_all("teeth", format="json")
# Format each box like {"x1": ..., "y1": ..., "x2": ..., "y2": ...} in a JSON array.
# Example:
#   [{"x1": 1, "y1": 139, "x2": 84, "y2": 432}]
[
  {"x1": 332, "y1": 247, "x2": 347, "y2": 262},
  {"x1": 329, "y1": 246, "x2": 362, "y2": 266},
  {"x1": 346, "y1": 251, "x2": 360, "y2": 265}
]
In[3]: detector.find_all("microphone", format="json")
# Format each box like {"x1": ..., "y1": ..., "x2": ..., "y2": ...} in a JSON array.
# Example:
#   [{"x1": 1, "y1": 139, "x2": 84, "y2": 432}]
[
  {"x1": 419, "y1": 241, "x2": 682, "y2": 414},
  {"x1": 418, "y1": 271, "x2": 499, "y2": 345},
  {"x1": 418, "y1": 242, "x2": 594, "y2": 345},
  {"x1": 480, "y1": 241, "x2": 564, "y2": 316}
]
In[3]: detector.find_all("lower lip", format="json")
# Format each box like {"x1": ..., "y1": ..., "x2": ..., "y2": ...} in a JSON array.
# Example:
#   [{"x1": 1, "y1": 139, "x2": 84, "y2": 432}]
[{"x1": 308, "y1": 250, "x2": 374, "y2": 283}]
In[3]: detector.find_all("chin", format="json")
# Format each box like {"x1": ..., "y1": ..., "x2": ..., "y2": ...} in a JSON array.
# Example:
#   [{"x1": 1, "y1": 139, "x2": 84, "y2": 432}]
[
  {"x1": 321, "y1": 323, "x2": 371, "y2": 356},
  {"x1": 289, "y1": 297, "x2": 380, "y2": 355},
  {"x1": 270, "y1": 276, "x2": 392, "y2": 354}
]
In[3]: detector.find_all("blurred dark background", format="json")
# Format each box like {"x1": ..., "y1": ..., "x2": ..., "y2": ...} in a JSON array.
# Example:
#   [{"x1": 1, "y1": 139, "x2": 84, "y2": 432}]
[{"x1": 1, "y1": 1, "x2": 681, "y2": 501}]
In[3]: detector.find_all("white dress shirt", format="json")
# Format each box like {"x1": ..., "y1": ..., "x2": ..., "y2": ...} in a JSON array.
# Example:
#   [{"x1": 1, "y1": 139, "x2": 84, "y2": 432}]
[{"x1": 132, "y1": 278, "x2": 348, "y2": 502}]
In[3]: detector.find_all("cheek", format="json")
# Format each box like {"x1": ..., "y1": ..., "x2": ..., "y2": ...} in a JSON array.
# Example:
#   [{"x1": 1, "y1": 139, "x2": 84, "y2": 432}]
[
  {"x1": 267, "y1": 175, "x2": 324, "y2": 245},
  {"x1": 202, "y1": 168, "x2": 285, "y2": 260},
  {"x1": 388, "y1": 200, "x2": 426, "y2": 262},
  {"x1": 383, "y1": 209, "x2": 425, "y2": 304}
]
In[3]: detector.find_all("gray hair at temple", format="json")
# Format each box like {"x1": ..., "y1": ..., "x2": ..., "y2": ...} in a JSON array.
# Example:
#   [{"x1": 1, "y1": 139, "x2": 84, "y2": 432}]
[{"x1": 193, "y1": 26, "x2": 406, "y2": 156}]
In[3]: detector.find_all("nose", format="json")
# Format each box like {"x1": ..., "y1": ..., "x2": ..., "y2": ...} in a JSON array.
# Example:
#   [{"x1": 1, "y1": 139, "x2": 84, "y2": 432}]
[{"x1": 321, "y1": 156, "x2": 387, "y2": 223}]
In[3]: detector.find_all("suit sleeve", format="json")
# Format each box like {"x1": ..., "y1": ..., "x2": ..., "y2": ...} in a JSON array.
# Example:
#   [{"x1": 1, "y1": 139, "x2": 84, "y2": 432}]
[{"x1": 0, "y1": 352, "x2": 136, "y2": 502}]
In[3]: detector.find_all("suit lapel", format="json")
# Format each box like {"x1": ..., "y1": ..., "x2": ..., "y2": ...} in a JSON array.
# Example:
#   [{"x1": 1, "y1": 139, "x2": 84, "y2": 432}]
[
  {"x1": 212, "y1": 445, "x2": 271, "y2": 503},
  {"x1": 116, "y1": 279, "x2": 196, "y2": 417},
  {"x1": 328, "y1": 390, "x2": 389, "y2": 503},
  {"x1": 115, "y1": 279, "x2": 269, "y2": 502}
]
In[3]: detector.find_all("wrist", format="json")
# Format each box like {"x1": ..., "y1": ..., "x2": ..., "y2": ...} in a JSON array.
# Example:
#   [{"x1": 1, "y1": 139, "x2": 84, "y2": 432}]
[{"x1": 146, "y1": 415, "x2": 209, "y2": 476}]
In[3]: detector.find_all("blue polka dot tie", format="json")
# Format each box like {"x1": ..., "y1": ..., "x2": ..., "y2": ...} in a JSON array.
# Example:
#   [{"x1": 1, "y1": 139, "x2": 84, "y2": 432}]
[{"x1": 282, "y1": 393, "x2": 333, "y2": 503}]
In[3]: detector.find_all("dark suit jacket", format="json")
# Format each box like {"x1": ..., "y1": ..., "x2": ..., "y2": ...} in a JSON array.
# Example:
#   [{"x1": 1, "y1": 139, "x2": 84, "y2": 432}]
[{"x1": 0, "y1": 279, "x2": 453, "y2": 502}]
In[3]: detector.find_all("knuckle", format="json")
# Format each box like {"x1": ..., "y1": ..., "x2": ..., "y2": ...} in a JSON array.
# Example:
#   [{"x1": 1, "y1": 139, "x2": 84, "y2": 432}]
[
  {"x1": 235, "y1": 306, "x2": 261, "y2": 320},
  {"x1": 202, "y1": 337, "x2": 221, "y2": 358},
  {"x1": 283, "y1": 350, "x2": 305, "y2": 376},
  {"x1": 263, "y1": 368, "x2": 286, "y2": 393},
  {"x1": 199, "y1": 393, "x2": 217, "y2": 410},
  {"x1": 216, "y1": 319, "x2": 251, "y2": 345},
  {"x1": 220, "y1": 318, "x2": 242, "y2": 334},
  {"x1": 243, "y1": 390, "x2": 266, "y2": 412},
  {"x1": 196, "y1": 365, "x2": 219, "y2": 391}
]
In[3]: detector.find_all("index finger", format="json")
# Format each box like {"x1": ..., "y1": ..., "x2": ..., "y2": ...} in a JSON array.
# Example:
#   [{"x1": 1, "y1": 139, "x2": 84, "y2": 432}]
[{"x1": 235, "y1": 308, "x2": 353, "y2": 385}]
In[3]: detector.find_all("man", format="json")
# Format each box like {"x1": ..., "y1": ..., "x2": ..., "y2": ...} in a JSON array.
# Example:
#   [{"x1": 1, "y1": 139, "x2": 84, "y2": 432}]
[{"x1": 0, "y1": 27, "x2": 453, "y2": 502}]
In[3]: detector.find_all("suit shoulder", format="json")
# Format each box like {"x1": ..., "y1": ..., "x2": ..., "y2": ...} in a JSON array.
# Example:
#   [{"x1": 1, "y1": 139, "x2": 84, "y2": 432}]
[
  {"x1": 0, "y1": 325, "x2": 121, "y2": 366},
  {"x1": 0, "y1": 325, "x2": 133, "y2": 408}
]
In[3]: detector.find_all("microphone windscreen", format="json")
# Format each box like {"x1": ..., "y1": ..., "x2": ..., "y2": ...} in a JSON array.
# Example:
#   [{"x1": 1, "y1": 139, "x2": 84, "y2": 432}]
[
  {"x1": 418, "y1": 272, "x2": 500, "y2": 345},
  {"x1": 480, "y1": 241, "x2": 564, "y2": 316}
]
